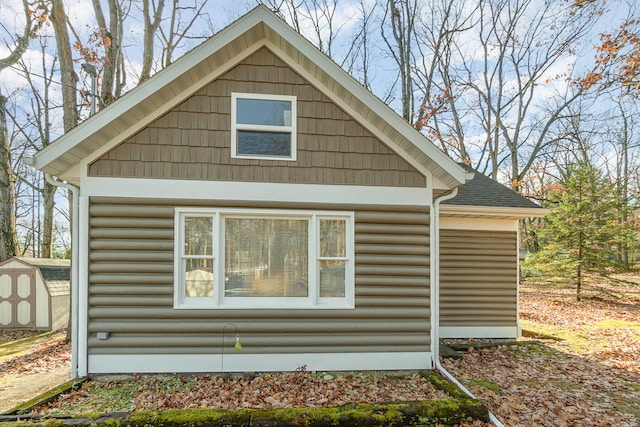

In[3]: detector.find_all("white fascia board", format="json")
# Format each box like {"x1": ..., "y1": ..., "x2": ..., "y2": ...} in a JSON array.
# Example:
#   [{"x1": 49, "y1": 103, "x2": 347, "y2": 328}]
[
  {"x1": 33, "y1": 7, "x2": 272, "y2": 173},
  {"x1": 80, "y1": 177, "x2": 432, "y2": 206},
  {"x1": 88, "y1": 352, "x2": 433, "y2": 374},
  {"x1": 440, "y1": 204, "x2": 549, "y2": 219}
]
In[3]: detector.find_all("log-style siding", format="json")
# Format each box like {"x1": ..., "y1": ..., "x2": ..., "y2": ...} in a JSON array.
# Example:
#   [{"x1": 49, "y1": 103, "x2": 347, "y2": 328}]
[
  {"x1": 88, "y1": 48, "x2": 426, "y2": 188},
  {"x1": 439, "y1": 229, "x2": 517, "y2": 326},
  {"x1": 87, "y1": 198, "x2": 431, "y2": 356}
]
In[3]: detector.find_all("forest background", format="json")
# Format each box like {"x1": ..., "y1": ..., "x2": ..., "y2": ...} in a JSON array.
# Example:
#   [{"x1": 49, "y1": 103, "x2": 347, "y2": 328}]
[{"x1": 1, "y1": 0, "x2": 639, "y2": 286}]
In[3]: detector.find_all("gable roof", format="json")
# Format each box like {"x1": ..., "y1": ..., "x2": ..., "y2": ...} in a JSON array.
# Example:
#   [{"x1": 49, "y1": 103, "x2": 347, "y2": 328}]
[
  {"x1": 442, "y1": 165, "x2": 548, "y2": 218},
  {"x1": 28, "y1": 5, "x2": 471, "y2": 190}
]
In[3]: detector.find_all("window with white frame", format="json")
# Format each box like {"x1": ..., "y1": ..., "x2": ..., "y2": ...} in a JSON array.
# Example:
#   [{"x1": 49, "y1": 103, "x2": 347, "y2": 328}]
[
  {"x1": 174, "y1": 208, "x2": 354, "y2": 309},
  {"x1": 231, "y1": 93, "x2": 296, "y2": 160}
]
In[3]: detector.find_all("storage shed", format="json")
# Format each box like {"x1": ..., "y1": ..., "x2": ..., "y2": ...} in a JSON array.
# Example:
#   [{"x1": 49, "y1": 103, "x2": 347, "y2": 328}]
[{"x1": 0, "y1": 257, "x2": 71, "y2": 331}]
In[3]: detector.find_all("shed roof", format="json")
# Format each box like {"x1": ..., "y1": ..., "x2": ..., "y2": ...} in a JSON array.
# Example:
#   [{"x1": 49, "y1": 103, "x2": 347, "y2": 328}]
[
  {"x1": 13, "y1": 257, "x2": 71, "y2": 296},
  {"x1": 28, "y1": 5, "x2": 472, "y2": 191},
  {"x1": 442, "y1": 165, "x2": 548, "y2": 219}
]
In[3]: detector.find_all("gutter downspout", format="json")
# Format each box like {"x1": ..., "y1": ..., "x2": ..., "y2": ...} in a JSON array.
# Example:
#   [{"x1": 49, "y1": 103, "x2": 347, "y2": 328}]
[
  {"x1": 45, "y1": 173, "x2": 80, "y2": 379},
  {"x1": 432, "y1": 188, "x2": 505, "y2": 427}
]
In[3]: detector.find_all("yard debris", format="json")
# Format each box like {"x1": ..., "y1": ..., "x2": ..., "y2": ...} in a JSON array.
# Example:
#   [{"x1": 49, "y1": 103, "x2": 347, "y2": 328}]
[
  {"x1": 443, "y1": 279, "x2": 640, "y2": 427},
  {"x1": 0, "y1": 330, "x2": 70, "y2": 376}
]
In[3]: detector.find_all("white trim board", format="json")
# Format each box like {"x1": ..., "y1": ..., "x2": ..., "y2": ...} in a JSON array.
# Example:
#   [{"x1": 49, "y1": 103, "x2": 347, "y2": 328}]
[
  {"x1": 439, "y1": 326, "x2": 518, "y2": 339},
  {"x1": 80, "y1": 177, "x2": 432, "y2": 206},
  {"x1": 439, "y1": 216, "x2": 519, "y2": 232},
  {"x1": 88, "y1": 352, "x2": 433, "y2": 374}
]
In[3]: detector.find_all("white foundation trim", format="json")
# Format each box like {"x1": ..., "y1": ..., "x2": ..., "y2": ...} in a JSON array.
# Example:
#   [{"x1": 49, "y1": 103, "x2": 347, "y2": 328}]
[
  {"x1": 439, "y1": 326, "x2": 518, "y2": 339},
  {"x1": 88, "y1": 352, "x2": 433, "y2": 374},
  {"x1": 80, "y1": 177, "x2": 432, "y2": 206}
]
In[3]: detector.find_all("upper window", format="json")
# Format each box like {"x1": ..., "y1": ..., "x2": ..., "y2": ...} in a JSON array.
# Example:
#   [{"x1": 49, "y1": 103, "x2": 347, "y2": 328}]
[
  {"x1": 231, "y1": 93, "x2": 297, "y2": 160},
  {"x1": 174, "y1": 208, "x2": 354, "y2": 309}
]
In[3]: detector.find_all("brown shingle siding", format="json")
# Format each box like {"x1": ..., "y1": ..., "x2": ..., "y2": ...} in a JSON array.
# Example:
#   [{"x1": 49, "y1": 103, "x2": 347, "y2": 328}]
[{"x1": 89, "y1": 47, "x2": 425, "y2": 188}]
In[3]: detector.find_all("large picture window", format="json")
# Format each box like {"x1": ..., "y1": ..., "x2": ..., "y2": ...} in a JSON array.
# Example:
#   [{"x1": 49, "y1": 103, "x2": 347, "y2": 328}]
[
  {"x1": 231, "y1": 93, "x2": 296, "y2": 160},
  {"x1": 174, "y1": 208, "x2": 354, "y2": 309}
]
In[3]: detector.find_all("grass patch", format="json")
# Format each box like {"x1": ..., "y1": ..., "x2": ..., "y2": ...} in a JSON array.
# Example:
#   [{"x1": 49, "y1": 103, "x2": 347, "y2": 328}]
[
  {"x1": 548, "y1": 379, "x2": 582, "y2": 392},
  {"x1": 0, "y1": 332, "x2": 57, "y2": 362},
  {"x1": 467, "y1": 379, "x2": 501, "y2": 394},
  {"x1": 39, "y1": 376, "x2": 195, "y2": 416},
  {"x1": 593, "y1": 319, "x2": 640, "y2": 331},
  {"x1": 519, "y1": 319, "x2": 597, "y2": 353}
]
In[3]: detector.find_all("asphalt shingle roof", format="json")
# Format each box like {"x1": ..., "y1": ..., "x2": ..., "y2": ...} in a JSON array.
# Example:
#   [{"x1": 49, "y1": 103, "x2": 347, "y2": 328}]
[{"x1": 445, "y1": 165, "x2": 542, "y2": 209}]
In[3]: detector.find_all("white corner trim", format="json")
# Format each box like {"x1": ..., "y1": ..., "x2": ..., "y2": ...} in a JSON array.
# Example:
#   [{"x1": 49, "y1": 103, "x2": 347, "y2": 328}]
[
  {"x1": 439, "y1": 326, "x2": 518, "y2": 339},
  {"x1": 88, "y1": 352, "x2": 433, "y2": 374},
  {"x1": 77, "y1": 196, "x2": 90, "y2": 377},
  {"x1": 439, "y1": 216, "x2": 519, "y2": 232},
  {"x1": 80, "y1": 177, "x2": 432, "y2": 206}
]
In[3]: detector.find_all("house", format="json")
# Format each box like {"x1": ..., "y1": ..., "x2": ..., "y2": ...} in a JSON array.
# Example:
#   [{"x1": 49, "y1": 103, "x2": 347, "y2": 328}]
[
  {"x1": 27, "y1": 6, "x2": 545, "y2": 377},
  {"x1": 0, "y1": 257, "x2": 70, "y2": 331}
]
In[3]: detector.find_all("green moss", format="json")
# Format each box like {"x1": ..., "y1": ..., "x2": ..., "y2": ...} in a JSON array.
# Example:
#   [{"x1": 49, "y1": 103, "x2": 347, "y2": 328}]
[
  {"x1": 419, "y1": 371, "x2": 466, "y2": 399},
  {"x1": 0, "y1": 398, "x2": 489, "y2": 426}
]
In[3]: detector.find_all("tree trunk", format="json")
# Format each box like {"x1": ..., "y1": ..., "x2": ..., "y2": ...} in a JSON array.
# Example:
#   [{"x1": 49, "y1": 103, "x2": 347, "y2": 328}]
[
  {"x1": 50, "y1": 0, "x2": 78, "y2": 133},
  {"x1": 0, "y1": 93, "x2": 18, "y2": 261},
  {"x1": 41, "y1": 180, "x2": 55, "y2": 258}
]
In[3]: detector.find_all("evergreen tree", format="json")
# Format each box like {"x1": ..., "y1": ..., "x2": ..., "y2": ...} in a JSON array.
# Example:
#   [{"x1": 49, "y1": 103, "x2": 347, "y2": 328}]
[{"x1": 526, "y1": 161, "x2": 636, "y2": 300}]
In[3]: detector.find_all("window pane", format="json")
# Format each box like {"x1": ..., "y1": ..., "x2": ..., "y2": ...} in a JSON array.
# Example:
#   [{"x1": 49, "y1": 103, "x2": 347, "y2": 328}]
[
  {"x1": 237, "y1": 98, "x2": 292, "y2": 126},
  {"x1": 237, "y1": 131, "x2": 291, "y2": 157},
  {"x1": 185, "y1": 217, "x2": 212, "y2": 256},
  {"x1": 320, "y1": 260, "x2": 345, "y2": 297},
  {"x1": 185, "y1": 259, "x2": 213, "y2": 297},
  {"x1": 320, "y1": 219, "x2": 346, "y2": 257},
  {"x1": 225, "y1": 218, "x2": 308, "y2": 297}
]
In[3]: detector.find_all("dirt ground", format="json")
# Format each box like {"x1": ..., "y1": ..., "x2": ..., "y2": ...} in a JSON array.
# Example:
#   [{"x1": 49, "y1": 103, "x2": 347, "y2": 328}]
[{"x1": 0, "y1": 330, "x2": 71, "y2": 414}]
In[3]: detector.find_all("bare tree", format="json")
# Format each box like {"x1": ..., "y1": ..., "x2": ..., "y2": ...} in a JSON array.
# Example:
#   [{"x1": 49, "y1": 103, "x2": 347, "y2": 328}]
[
  {"x1": 340, "y1": 0, "x2": 379, "y2": 91},
  {"x1": 381, "y1": 0, "x2": 419, "y2": 122},
  {"x1": 90, "y1": 0, "x2": 126, "y2": 106},
  {"x1": 139, "y1": 0, "x2": 165, "y2": 83},
  {"x1": 7, "y1": 40, "x2": 61, "y2": 257},
  {"x1": 159, "y1": 0, "x2": 211, "y2": 68},
  {"x1": 0, "y1": 0, "x2": 48, "y2": 261},
  {"x1": 412, "y1": 0, "x2": 478, "y2": 161},
  {"x1": 50, "y1": 0, "x2": 78, "y2": 131}
]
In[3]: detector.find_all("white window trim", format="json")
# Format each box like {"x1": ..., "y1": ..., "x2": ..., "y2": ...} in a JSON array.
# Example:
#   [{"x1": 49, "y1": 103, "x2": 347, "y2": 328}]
[
  {"x1": 230, "y1": 93, "x2": 297, "y2": 161},
  {"x1": 174, "y1": 208, "x2": 354, "y2": 309}
]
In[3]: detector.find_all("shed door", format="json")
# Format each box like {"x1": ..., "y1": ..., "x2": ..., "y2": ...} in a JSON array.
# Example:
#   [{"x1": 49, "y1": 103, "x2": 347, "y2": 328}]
[{"x1": 0, "y1": 269, "x2": 36, "y2": 329}]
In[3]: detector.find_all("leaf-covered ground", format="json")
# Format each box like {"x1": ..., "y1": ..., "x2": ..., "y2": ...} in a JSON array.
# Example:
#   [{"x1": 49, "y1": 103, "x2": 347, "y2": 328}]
[
  {"x1": 0, "y1": 330, "x2": 70, "y2": 376},
  {"x1": 5, "y1": 277, "x2": 640, "y2": 426},
  {"x1": 36, "y1": 371, "x2": 451, "y2": 416},
  {"x1": 442, "y1": 278, "x2": 640, "y2": 426}
]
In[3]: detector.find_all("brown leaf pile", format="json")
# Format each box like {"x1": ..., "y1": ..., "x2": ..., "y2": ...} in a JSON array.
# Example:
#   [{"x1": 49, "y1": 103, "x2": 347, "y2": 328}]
[
  {"x1": 133, "y1": 371, "x2": 449, "y2": 410},
  {"x1": 520, "y1": 280, "x2": 640, "y2": 372},
  {"x1": 442, "y1": 279, "x2": 640, "y2": 426},
  {"x1": 0, "y1": 331, "x2": 70, "y2": 376}
]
